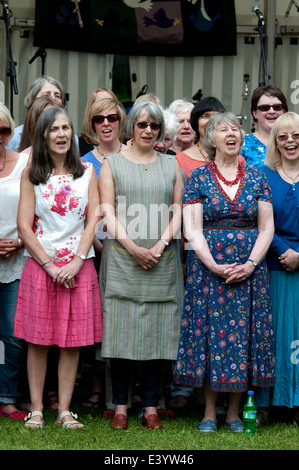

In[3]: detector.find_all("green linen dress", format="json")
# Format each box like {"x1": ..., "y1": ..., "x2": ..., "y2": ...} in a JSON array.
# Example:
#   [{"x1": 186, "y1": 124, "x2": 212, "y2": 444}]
[{"x1": 100, "y1": 152, "x2": 184, "y2": 361}]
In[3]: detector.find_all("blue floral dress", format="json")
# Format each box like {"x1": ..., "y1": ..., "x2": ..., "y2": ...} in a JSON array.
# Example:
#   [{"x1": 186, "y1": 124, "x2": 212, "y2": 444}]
[{"x1": 174, "y1": 162, "x2": 275, "y2": 392}]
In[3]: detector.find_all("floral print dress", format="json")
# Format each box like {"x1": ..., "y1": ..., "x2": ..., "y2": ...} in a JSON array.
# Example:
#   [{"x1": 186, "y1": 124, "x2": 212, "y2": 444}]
[{"x1": 174, "y1": 162, "x2": 275, "y2": 392}]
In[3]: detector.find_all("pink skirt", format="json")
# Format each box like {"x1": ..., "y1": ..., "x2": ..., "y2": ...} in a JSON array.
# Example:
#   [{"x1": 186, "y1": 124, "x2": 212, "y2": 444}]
[{"x1": 14, "y1": 257, "x2": 102, "y2": 348}]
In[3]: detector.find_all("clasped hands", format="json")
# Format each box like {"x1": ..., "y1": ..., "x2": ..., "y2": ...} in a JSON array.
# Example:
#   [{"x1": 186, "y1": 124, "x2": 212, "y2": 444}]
[
  {"x1": 131, "y1": 242, "x2": 165, "y2": 270},
  {"x1": 45, "y1": 256, "x2": 84, "y2": 288},
  {"x1": 0, "y1": 237, "x2": 22, "y2": 258},
  {"x1": 279, "y1": 248, "x2": 299, "y2": 272},
  {"x1": 213, "y1": 260, "x2": 255, "y2": 284}
]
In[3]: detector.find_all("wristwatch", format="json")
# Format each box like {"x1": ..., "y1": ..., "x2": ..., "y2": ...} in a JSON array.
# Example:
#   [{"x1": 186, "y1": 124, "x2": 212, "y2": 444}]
[
  {"x1": 248, "y1": 259, "x2": 257, "y2": 268},
  {"x1": 160, "y1": 239, "x2": 169, "y2": 246},
  {"x1": 75, "y1": 253, "x2": 86, "y2": 261}
]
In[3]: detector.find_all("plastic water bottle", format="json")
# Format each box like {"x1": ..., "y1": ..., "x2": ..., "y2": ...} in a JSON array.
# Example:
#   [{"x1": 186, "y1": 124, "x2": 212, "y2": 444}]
[{"x1": 243, "y1": 390, "x2": 257, "y2": 435}]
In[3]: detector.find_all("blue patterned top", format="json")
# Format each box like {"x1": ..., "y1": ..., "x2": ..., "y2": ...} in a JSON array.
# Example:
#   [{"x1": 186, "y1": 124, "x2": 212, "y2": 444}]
[
  {"x1": 240, "y1": 133, "x2": 266, "y2": 169},
  {"x1": 81, "y1": 150, "x2": 103, "y2": 241},
  {"x1": 81, "y1": 150, "x2": 102, "y2": 178}
]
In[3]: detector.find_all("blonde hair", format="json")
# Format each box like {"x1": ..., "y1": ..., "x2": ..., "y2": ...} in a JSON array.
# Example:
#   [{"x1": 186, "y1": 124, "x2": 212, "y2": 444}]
[
  {"x1": 134, "y1": 93, "x2": 162, "y2": 106},
  {"x1": 0, "y1": 103, "x2": 15, "y2": 134},
  {"x1": 80, "y1": 87, "x2": 117, "y2": 144},
  {"x1": 88, "y1": 98, "x2": 126, "y2": 144},
  {"x1": 265, "y1": 112, "x2": 299, "y2": 170}
]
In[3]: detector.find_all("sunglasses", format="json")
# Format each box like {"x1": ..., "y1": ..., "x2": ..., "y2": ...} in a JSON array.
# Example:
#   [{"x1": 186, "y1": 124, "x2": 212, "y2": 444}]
[
  {"x1": 256, "y1": 104, "x2": 284, "y2": 112},
  {"x1": 135, "y1": 121, "x2": 161, "y2": 131},
  {"x1": 92, "y1": 114, "x2": 120, "y2": 124},
  {"x1": 277, "y1": 132, "x2": 299, "y2": 142},
  {"x1": 0, "y1": 127, "x2": 12, "y2": 137}
]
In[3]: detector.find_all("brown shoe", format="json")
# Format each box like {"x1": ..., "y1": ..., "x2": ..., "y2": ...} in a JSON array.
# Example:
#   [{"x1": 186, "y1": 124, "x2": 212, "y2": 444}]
[
  {"x1": 142, "y1": 413, "x2": 163, "y2": 429},
  {"x1": 110, "y1": 413, "x2": 127, "y2": 429}
]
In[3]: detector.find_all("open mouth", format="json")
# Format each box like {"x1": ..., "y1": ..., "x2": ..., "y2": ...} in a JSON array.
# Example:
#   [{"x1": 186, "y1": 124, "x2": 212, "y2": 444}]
[
  {"x1": 226, "y1": 139, "x2": 236, "y2": 147},
  {"x1": 285, "y1": 144, "x2": 297, "y2": 153}
]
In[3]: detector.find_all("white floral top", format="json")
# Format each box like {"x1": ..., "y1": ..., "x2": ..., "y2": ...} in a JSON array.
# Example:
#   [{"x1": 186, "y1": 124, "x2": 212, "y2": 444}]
[
  {"x1": 24, "y1": 162, "x2": 95, "y2": 266},
  {"x1": 0, "y1": 152, "x2": 29, "y2": 283}
]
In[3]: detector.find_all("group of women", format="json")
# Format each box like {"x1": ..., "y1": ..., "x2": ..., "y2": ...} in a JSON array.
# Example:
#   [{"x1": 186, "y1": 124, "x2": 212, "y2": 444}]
[{"x1": 0, "y1": 76, "x2": 298, "y2": 433}]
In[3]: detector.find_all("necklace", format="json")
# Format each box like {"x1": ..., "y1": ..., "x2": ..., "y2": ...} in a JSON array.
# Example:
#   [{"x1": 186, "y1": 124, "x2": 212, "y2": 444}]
[
  {"x1": 130, "y1": 147, "x2": 155, "y2": 170},
  {"x1": 0, "y1": 150, "x2": 6, "y2": 172},
  {"x1": 212, "y1": 161, "x2": 244, "y2": 186},
  {"x1": 96, "y1": 143, "x2": 122, "y2": 157},
  {"x1": 281, "y1": 166, "x2": 299, "y2": 185},
  {"x1": 196, "y1": 143, "x2": 208, "y2": 161}
]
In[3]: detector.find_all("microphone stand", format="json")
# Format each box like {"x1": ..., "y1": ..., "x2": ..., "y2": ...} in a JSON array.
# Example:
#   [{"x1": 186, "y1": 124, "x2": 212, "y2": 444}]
[
  {"x1": 29, "y1": 44, "x2": 48, "y2": 76},
  {"x1": 0, "y1": 3, "x2": 18, "y2": 117},
  {"x1": 255, "y1": 17, "x2": 270, "y2": 86}
]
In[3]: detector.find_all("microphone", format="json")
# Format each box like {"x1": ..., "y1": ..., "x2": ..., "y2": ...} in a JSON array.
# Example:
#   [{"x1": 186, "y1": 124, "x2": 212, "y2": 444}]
[
  {"x1": 251, "y1": 4, "x2": 265, "y2": 25},
  {"x1": 0, "y1": 0, "x2": 9, "y2": 14},
  {"x1": 285, "y1": 0, "x2": 294, "y2": 17}
]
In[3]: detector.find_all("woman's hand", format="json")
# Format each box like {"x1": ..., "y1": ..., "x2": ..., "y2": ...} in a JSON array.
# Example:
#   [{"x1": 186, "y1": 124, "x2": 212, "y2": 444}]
[
  {"x1": 44, "y1": 256, "x2": 85, "y2": 288},
  {"x1": 131, "y1": 245, "x2": 161, "y2": 270},
  {"x1": 279, "y1": 248, "x2": 299, "y2": 271},
  {"x1": 0, "y1": 238, "x2": 20, "y2": 258},
  {"x1": 212, "y1": 261, "x2": 255, "y2": 284}
]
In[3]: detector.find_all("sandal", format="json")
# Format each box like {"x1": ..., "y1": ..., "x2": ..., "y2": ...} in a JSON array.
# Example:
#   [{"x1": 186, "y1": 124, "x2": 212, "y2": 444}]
[
  {"x1": 83, "y1": 391, "x2": 102, "y2": 408},
  {"x1": 225, "y1": 419, "x2": 243, "y2": 432},
  {"x1": 24, "y1": 411, "x2": 44, "y2": 429},
  {"x1": 198, "y1": 419, "x2": 217, "y2": 433},
  {"x1": 55, "y1": 411, "x2": 83, "y2": 429}
]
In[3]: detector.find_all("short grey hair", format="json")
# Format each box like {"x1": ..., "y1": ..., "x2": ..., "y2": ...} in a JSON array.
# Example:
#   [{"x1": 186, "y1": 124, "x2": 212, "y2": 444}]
[
  {"x1": 203, "y1": 112, "x2": 245, "y2": 160},
  {"x1": 124, "y1": 101, "x2": 166, "y2": 142},
  {"x1": 24, "y1": 76, "x2": 67, "y2": 111},
  {"x1": 163, "y1": 108, "x2": 179, "y2": 140},
  {"x1": 168, "y1": 99, "x2": 194, "y2": 116}
]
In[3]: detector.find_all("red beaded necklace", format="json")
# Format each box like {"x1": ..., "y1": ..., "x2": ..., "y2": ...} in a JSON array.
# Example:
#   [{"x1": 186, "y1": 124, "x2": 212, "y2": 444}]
[{"x1": 212, "y1": 161, "x2": 244, "y2": 187}]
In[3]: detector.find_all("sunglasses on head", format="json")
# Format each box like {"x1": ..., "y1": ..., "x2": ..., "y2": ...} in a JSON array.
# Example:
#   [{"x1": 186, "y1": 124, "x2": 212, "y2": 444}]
[
  {"x1": 92, "y1": 114, "x2": 120, "y2": 124},
  {"x1": 256, "y1": 104, "x2": 284, "y2": 112},
  {"x1": 277, "y1": 132, "x2": 299, "y2": 142},
  {"x1": 135, "y1": 121, "x2": 161, "y2": 131},
  {"x1": 0, "y1": 127, "x2": 12, "y2": 137}
]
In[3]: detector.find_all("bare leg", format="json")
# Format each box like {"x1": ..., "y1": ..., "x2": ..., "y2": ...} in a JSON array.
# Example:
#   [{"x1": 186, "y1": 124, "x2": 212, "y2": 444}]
[
  {"x1": 26, "y1": 343, "x2": 49, "y2": 427},
  {"x1": 114, "y1": 404, "x2": 128, "y2": 416},
  {"x1": 57, "y1": 347, "x2": 83, "y2": 428},
  {"x1": 226, "y1": 392, "x2": 243, "y2": 423},
  {"x1": 203, "y1": 384, "x2": 218, "y2": 421}
]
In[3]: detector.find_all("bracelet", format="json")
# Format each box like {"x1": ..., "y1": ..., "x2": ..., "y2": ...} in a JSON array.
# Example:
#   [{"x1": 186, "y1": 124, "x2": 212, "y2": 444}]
[
  {"x1": 41, "y1": 258, "x2": 51, "y2": 267},
  {"x1": 248, "y1": 258, "x2": 257, "y2": 268},
  {"x1": 160, "y1": 239, "x2": 169, "y2": 246},
  {"x1": 17, "y1": 237, "x2": 23, "y2": 248}
]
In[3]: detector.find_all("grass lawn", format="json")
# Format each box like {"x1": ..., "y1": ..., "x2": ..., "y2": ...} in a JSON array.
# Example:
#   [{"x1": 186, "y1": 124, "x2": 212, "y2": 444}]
[{"x1": 0, "y1": 384, "x2": 298, "y2": 453}]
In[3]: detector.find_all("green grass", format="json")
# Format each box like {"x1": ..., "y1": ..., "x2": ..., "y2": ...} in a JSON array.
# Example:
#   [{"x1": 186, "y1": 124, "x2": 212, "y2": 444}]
[{"x1": 0, "y1": 386, "x2": 298, "y2": 451}]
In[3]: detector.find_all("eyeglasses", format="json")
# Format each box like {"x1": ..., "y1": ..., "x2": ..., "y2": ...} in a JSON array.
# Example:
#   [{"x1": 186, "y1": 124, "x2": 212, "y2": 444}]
[
  {"x1": 276, "y1": 132, "x2": 299, "y2": 142},
  {"x1": 92, "y1": 114, "x2": 120, "y2": 124},
  {"x1": 135, "y1": 121, "x2": 161, "y2": 131},
  {"x1": 256, "y1": 104, "x2": 284, "y2": 112},
  {"x1": 0, "y1": 127, "x2": 12, "y2": 137}
]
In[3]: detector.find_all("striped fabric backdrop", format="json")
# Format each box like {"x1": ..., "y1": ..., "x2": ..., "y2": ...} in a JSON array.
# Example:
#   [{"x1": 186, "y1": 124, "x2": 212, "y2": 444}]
[{"x1": 2, "y1": 26, "x2": 299, "y2": 136}]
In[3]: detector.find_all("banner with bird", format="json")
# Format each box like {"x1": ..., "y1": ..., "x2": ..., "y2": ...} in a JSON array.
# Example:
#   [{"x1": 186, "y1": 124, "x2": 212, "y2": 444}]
[{"x1": 34, "y1": 0, "x2": 236, "y2": 56}]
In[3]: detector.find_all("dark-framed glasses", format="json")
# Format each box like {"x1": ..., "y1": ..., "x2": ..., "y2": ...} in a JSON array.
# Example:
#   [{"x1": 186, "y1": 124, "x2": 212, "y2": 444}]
[
  {"x1": 92, "y1": 114, "x2": 120, "y2": 124},
  {"x1": 257, "y1": 104, "x2": 283, "y2": 112},
  {"x1": 0, "y1": 127, "x2": 12, "y2": 137},
  {"x1": 277, "y1": 132, "x2": 299, "y2": 142},
  {"x1": 135, "y1": 121, "x2": 161, "y2": 131}
]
